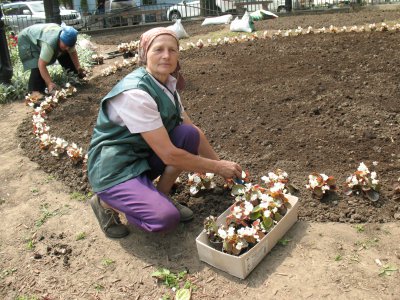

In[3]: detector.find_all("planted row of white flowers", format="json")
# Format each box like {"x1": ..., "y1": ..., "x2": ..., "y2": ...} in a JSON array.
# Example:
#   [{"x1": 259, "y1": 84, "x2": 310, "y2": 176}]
[
  {"x1": 188, "y1": 161, "x2": 381, "y2": 201},
  {"x1": 26, "y1": 85, "x2": 87, "y2": 166},
  {"x1": 99, "y1": 22, "x2": 400, "y2": 78}
]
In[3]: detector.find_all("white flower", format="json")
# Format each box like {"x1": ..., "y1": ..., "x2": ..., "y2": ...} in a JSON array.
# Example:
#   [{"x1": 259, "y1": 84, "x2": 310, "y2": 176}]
[
  {"x1": 237, "y1": 226, "x2": 256, "y2": 237},
  {"x1": 244, "y1": 201, "x2": 253, "y2": 216},
  {"x1": 232, "y1": 206, "x2": 242, "y2": 219},
  {"x1": 357, "y1": 162, "x2": 370, "y2": 175},
  {"x1": 235, "y1": 241, "x2": 245, "y2": 250},
  {"x1": 260, "y1": 201, "x2": 269, "y2": 210},
  {"x1": 308, "y1": 175, "x2": 319, "y2": 189},
  {"x1": 261, "y1": 175, "x2": 270, "y2": 184},
  {"x1": 270, "y1": 182, "x2": 286, "y2": 193},
  {"x1": 188, "y1": 174, "x2": 194, "y2": 182},
  {"x1": 227, "y1": 226, "x2": 235, "y2": 237},
  {"x1": 370, "y1": 172, "x2": 377, "y2": 179},
  {"x1": 260, "y1": 193, "x2": 273, "y2": 203},
  {"x1": 321, "y1": 173, "x2": 328, "y2": 181},
  {"x1": 268, "y1": 172, "x2": 278, "y2": 181},
  {"x1": 218, "y1": 228, "x2": 227, "y2": 239},
  {"x1": 53, "y1": 137, "x2": 68, "y2": 149},
  {"x1": 347, "y1": 175, "x2": 358, "y2": 187},
  {"x1": 372, "y1": 161, "x2": 378, "y2": 166},
  {"x1": 190, "y1": 185, "x2": 199, "y2": 195},
  {"x1": 264, "y1": 210, "x2": 271, "y2": 218}
]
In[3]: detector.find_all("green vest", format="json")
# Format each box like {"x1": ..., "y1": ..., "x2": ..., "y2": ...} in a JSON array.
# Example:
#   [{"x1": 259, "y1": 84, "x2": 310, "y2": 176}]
[
  {"x1": 18, "y1": 23, "x2": 61, "y2": 71},
  {"x1": 87, "y1": 67, "x2": 182, "y2": 192}
]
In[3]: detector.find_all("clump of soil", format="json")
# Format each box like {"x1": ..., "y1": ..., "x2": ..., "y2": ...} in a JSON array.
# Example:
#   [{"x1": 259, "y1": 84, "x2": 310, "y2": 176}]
[{"x1": 19, "y1": 10, "x2": 400, "y2": 225}]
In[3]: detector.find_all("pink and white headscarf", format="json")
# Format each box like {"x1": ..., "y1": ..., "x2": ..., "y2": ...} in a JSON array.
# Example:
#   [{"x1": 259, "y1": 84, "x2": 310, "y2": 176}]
[{"x1": 138, "y1": 27, "x2": 185, "y2": 91}]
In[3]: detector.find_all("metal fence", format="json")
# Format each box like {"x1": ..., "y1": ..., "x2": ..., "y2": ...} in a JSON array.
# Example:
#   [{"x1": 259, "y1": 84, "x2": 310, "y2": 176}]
[{"x1": 2, "y1": 0, "x2": 400, "y2": 33}]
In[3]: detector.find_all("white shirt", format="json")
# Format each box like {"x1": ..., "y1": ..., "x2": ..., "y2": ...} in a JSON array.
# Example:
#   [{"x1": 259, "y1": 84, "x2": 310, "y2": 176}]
[{"x1": 106, "y1": 73, "x2": 184, "y2": 134}]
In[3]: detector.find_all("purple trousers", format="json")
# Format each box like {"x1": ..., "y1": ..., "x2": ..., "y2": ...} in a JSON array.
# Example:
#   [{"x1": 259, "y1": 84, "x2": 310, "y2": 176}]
[{"x1": 97, "y1": 124, "x2": 200, "y2": 232}]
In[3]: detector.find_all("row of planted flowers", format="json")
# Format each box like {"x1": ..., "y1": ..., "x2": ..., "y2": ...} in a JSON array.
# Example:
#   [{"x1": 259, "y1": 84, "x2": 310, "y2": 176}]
[
  {"x1": 96, "y1": 22, "x2": 400, "y2": 77},
  {"x1": 195, "y1": 161, "x2": 399, "y2": 256},
  {"x1": 27, "y1": 85, "x2": 87, "y2": 165}
]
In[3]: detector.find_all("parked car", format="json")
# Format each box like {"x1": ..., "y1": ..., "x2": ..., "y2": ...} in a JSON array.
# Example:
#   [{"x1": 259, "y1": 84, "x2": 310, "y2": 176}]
[
  {"x1": 166, "y1": 0, "x2": 289, "y2": 20},
  {"x1": 104, "y1": 0, "x2": 137, "y2": 13},
  {"x1": 1, "y1": 1, "x2": 81, "y2": 32},
  {"x1": 166, "y1": 0, "x2": 234, "y2": 21}
]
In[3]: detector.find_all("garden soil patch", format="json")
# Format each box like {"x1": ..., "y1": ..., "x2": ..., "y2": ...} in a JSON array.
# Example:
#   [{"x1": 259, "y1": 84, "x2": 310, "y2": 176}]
[
  {"x1": 19, "y1": 10, "x2": 400, "y2": 224},
  {"x1": 1, "y1": 7, "x2": 399, "y2": 300}
]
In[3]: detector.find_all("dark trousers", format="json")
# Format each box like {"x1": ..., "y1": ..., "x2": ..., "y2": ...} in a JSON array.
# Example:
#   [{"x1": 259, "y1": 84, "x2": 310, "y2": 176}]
[{"x1": 28, "y1": 52, "x2": 78, "y2": 93}]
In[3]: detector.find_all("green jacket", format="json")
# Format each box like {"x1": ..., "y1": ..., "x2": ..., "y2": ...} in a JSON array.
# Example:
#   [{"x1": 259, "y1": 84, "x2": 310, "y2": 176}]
[
  {"x1": 17, "y1": 23, "x2": 61, "y2": 71},
  {"x1": 87, "y1": 67, "x2": 182, "y2": 192}
]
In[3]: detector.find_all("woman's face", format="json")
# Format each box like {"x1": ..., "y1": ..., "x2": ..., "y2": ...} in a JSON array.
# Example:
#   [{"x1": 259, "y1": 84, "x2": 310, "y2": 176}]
[
  {"x1": 146, "y1": 34, "x2": 179, "y2": 83},
  {"x1": 59, "y1": 40, "x2": 70, "y2": 52}
]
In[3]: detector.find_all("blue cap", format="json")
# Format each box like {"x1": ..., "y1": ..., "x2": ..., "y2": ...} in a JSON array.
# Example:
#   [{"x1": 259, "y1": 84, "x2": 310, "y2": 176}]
[{"x1": 60, "y1": 26, "x2": 78, "y2": 47}]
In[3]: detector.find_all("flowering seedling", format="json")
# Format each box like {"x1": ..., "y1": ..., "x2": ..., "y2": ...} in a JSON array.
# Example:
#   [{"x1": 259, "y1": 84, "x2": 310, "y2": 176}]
[
  {"x1": 25, "y1": 93, "x2": 43, "y2": 107},
  {"x1": 261, "y1": 169, "x2": 298, "y2": 194},
  {"x1": 92, "y1": 54, "x2": 104, "y2": 65},
  {"x1": 305, "y1": 172, "x2": 336, "y2": 199},
  {"x1": 187, "y1": 173, "x2": 216, "y2": 195},
  {"x1": 203, "y1": 216, "x2": 222, "y2": 243},
  {"x1": 344, "y1": 162, "x2": 380, "y2": 201},
  {"x1": 50, "y1": 137, "x2": 68, "y2": 157},
  {"x1": 66, "y1": 143, "x2": 84, "y2": 164},
  {"x1": 117, "y1": 40, "x2": 139, "y2": 58}
]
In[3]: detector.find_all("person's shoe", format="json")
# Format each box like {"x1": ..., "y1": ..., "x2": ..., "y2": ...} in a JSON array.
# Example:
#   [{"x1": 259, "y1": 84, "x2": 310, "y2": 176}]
[
  {"x1": 90, "y1": 195, "x2": 129, "y2": 238},
  {"x1": 175, "y1": 202, "x2": 194, "y2": 222}
]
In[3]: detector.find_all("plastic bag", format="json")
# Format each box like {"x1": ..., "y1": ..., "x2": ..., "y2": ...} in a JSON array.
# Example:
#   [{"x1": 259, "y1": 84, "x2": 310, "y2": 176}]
[
  {"x1": 201, "y1": 14, "x2": 233, "y2": 26},
  {"x1": 250, "y1": 9, "x2": 279, "y2": 21},
  {"x1": 167, "y1": 19, "x2": 189, "y2": 39},
  {"x1": 230, "y1": 11, "x2": 255, "y2": 33}
]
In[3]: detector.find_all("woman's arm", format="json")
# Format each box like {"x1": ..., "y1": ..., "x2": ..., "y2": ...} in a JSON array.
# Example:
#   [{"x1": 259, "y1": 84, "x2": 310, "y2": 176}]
[
  {"x1": 181, "y1": 111, "x2": 220, "y2": 160},
  {"x1": 69, "y1": 50, "x2": 81, "y2": 71},
  {"x1": 141, "y1": 126, "x2": 241, "y2": 179},
  {"x1": 38, "y1": 59, "x2": 57, "y2": 92}
]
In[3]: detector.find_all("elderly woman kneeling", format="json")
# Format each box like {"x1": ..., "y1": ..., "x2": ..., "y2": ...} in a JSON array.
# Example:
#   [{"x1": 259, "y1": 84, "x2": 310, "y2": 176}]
[{"x1": 87, "y1": 27, "x2": 242, "y2": 238}]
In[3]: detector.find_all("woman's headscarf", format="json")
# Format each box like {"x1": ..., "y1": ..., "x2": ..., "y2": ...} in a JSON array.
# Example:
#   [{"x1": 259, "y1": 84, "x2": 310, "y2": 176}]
[{"x1": 138, "y1": 27, "x2": 185, "y2": 91}]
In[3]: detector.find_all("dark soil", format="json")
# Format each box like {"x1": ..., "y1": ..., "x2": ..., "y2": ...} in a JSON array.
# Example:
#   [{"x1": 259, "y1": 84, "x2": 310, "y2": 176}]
[{"x1": 18, "y1": 9, "x2": 400, "y2": 227}]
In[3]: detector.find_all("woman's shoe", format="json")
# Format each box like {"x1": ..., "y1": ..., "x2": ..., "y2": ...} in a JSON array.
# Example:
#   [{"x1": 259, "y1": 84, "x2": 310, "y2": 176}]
[
  {"x1": 175, "y1": 202, "x2": 194, "y2": 222},
  {"x1": 90, "y1": 195, "x2": 130, "y2": 238}
]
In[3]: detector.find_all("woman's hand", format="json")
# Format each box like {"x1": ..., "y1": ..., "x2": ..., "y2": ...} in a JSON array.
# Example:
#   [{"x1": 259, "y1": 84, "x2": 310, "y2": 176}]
[
  {"x1": 78, "y1": 67, "x2": 86, "y2": 79},
  {"x1": 47, "y1": 82, "x2": 59, "y2": 93},
  {"x1": 215, "y1": 160, "x2": 242, "y2": 180}
]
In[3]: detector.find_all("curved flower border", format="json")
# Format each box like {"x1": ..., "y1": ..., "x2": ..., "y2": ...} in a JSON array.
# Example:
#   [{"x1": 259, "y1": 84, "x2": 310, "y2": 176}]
[
  {"x1": 99, "y1": 22, "x2": 400, "y2": 77},
  {"x1": 26, "y1": 22, "x2": 398, "y2": 193},
  {"x1": 26, "y1": 84, "x2": 88, "y2": 167}
]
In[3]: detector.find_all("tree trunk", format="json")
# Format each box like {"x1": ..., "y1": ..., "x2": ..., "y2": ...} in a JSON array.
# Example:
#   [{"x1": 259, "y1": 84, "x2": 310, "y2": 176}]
[
  {"x1": 44, "y1": 0, "x2": 62, "y2": 24},
  {"x1": 0, "y1": 10, "x2": 13, "y2": 84}
]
